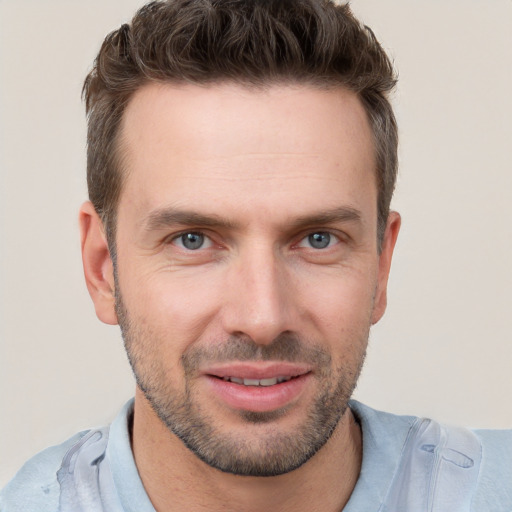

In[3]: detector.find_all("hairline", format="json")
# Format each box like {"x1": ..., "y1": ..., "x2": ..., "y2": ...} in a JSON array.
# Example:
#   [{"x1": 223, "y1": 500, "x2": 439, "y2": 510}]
[{"x1": 104, "y1": 77, "x2": 387, "y2": 263}]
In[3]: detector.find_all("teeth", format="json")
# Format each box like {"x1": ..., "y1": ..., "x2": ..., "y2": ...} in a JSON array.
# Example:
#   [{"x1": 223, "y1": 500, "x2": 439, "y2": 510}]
[
  {"x1": 243, "y1": 378, "x2": 261, "y2": 386},
  {"x1": 223, "y1": 376, "x2": 293, "y2": 386},
  {"x1": 259, "y1": 378, "x2": 278, "y2": 386}
]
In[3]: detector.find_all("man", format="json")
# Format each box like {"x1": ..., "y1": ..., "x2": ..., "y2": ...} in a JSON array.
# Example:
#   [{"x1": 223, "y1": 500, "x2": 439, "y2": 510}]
[{"x1": 1, "y1": 0, "x2": 511, "y2": 510}]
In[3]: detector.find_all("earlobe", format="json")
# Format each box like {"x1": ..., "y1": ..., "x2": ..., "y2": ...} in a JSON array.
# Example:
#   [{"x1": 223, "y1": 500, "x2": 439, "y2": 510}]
[
  {"x1": 371, "y1": 211, "x2": 401, "y2": 325},
  {"x1": 79, "y1": 201, "x2": 118, "y2": 325}
]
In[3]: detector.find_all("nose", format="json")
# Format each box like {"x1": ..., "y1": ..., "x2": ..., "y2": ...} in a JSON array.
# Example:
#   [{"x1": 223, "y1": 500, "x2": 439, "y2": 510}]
[{"x1": 220, "y1": 244, "x2": 297, "y2": 346}]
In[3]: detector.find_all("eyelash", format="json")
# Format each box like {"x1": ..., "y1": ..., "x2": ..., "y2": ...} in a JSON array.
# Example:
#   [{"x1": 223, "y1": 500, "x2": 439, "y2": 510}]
[
  {"x1": 170, "y1": 231, "x2": 214, "y2": 251},
  {"x1": 168, "y1": 230, "x2": 343, "y2": 252},
  {"x1": 296, "y1": 231, "x2": 341, "y2": 250}
]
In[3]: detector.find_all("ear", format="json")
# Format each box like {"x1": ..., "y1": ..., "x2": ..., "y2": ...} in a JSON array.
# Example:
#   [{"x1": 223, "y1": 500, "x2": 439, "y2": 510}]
[
  {"x1": 79, "y1": 201, "x2": 118, "y2": 325},
  {"x1": 371, "y1": 211, "x2": 401, "y2": 325}
]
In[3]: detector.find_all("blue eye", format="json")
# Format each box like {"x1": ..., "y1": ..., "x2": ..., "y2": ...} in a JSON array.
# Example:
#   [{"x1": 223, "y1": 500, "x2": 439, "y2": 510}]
[
  {"x1": 174, "y1": 232, "x2": 211, "y2": 250},
  {"x1": 299, "y1": 232, "x2": 336, "y2": 249},
  {"x1": 309, "y1": 232, "x2": 331, "y2": 249}
]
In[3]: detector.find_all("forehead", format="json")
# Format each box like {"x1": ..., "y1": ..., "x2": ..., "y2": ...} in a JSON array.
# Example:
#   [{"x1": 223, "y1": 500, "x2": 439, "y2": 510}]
[{"x1": 118, "y1": 82, "x2": 377, "y2": 226}]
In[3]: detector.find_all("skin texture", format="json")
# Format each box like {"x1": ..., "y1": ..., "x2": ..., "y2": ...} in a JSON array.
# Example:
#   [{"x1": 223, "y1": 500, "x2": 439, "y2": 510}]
[{"x1": 80, "y1": 83, "x2": 400, "y2": 512}]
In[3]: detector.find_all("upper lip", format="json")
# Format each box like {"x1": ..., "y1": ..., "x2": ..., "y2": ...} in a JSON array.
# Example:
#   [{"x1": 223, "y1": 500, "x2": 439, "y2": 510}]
[{"x1": 202, "y1": 362, "x2": 312, "y2": 380}]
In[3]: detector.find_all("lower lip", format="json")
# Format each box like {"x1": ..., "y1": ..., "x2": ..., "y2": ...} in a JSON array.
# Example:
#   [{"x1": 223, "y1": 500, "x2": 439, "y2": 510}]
[{"x1": 204, "y1": 374, "x2": 311, "y2": 413}]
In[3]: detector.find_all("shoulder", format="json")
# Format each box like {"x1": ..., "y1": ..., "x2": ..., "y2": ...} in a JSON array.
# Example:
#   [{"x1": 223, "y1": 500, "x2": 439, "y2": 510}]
[
  {"x1": 350, "y1": 401, "x2": 512, "y2": 510},
  {"x1": 473, "y1": 426, "x2": 512, "y2": 456},
  {"x1": 471, "y1": 428, "x2": 512, "y2": 510},
  {"x1": 0, "y1": 430, "x2": 90, "y2": 512}
]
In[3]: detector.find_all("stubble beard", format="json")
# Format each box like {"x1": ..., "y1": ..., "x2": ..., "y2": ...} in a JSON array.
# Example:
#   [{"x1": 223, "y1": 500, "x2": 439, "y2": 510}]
[{"x1": 116, "y1": 292, "x2": 368, "y2": 477}]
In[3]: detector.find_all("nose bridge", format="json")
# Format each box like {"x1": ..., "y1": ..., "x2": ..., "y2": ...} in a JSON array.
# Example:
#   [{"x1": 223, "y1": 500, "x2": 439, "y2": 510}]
[{"x1": 222, "y1": 240, "x2": 294, "y2": 345}]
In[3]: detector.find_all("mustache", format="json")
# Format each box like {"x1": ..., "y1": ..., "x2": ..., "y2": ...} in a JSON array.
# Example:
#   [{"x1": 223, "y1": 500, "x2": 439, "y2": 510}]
[{"x1": 182, "y1": 332, "x2": 331, "y2": 373}]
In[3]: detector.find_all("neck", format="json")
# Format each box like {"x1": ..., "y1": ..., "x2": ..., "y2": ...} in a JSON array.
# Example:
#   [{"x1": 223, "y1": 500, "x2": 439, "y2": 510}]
[{"x1": 132, "y1": 389, "x2": 362, "y2": 512}]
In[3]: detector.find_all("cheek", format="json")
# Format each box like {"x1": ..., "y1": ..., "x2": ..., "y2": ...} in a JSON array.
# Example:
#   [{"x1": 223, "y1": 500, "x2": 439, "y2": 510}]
[
  {"x1": 299, "y1": 268, "x2": 377, "y2": 339},
  {"x1": 120, "y1": 267, "x2": 226, "y2": 346}
]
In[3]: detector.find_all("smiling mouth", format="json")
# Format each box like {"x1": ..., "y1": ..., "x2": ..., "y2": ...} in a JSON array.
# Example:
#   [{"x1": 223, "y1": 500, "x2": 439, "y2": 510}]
[
  {"x1": 205, "y1": 369, "x2": 312, "y2": 412},
  {"x1": 219, "y1": 376, "x2": 295, "y2": 386},
  {"x1": 205, "y1": 363, "x2": 311, "y2": 388}
]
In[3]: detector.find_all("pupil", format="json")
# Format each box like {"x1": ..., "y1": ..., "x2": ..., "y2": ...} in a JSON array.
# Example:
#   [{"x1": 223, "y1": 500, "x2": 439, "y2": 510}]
[
  {"x1": 309, "y1": 232, "x2": 330, "y2": 249},
  {"x1": 182, "y1": 232, "x2": 204, "y2": 250}
]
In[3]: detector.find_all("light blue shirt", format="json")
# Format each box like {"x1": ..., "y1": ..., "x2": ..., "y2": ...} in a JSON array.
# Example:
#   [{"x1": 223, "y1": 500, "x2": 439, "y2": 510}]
[{"x1": 1, "y1": 399, "x2": 511, "y2": 511}]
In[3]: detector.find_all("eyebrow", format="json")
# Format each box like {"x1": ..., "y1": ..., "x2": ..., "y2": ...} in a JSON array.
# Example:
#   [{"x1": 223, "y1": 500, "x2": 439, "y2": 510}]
[
  {"x1": 288, "y1": 206, "x2": 362, "y2": 230},
  {"x1": 143, "y1": 208, "x2": 239, "y2": 232},
  {"x1": 142, "y1": 205, "x2": 362, "y2": 232}
]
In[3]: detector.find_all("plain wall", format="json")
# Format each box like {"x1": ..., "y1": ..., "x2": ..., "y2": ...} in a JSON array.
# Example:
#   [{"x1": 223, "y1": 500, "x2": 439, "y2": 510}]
[{"x1": 1, "y1": 0, "x2": 511, "y2": 487}]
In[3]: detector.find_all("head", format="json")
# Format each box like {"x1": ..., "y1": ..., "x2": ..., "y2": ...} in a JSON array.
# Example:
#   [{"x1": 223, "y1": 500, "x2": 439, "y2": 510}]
[
  {"x1": 83, "y1": 0, "x2": 398, "y2": 258},
  {"x1": 80, "y1": 0, "x2": 400, "y2": 478}
]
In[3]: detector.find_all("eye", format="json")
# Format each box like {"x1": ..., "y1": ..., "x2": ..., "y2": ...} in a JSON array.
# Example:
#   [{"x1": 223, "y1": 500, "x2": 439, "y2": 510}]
[
  {"x1": 172, "y1": 232, "x2": 212, "y2": 250},
  {"x1": 298, "y1": 232, "x2": 338, "y2": 250}
]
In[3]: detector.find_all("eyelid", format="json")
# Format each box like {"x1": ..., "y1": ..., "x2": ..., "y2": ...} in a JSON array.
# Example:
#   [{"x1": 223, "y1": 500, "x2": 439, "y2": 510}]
[
  {"x1": 168, "y1": 230, "x2": 214, "y2": 250},
  {"x1": 164, "y1": 228, "x2": 348, "y2": 251},
  {"x1": 295, "y1": 230, "x2": 343, "y2": 248}
]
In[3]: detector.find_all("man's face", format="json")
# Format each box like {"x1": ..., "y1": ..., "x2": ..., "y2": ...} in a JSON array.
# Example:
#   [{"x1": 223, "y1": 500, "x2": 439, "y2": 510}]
[{"x1": 110, "y1": 83, "x2": 397, "y2": 476}]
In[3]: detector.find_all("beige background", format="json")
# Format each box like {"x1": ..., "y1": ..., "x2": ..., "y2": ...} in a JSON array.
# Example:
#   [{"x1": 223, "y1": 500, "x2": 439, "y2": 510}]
[{"x1": 1, "y1": 0, "x2": 511, "y2": 487}]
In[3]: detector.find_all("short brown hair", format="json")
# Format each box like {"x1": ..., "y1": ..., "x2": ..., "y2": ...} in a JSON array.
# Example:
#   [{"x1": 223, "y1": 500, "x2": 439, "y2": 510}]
[{"x1": 83, "y1": 0, "x2": 397, "y2": 252}]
